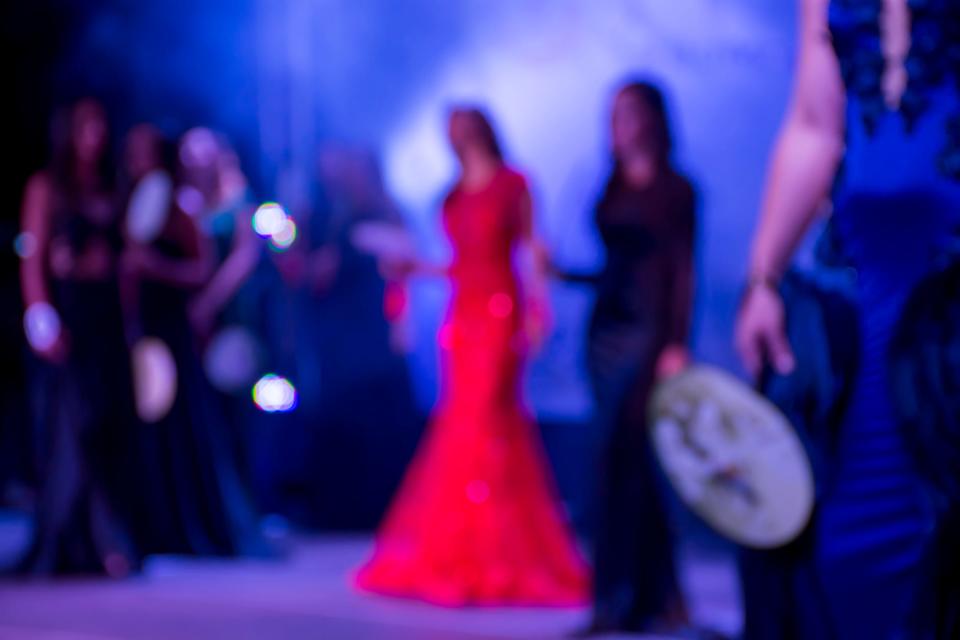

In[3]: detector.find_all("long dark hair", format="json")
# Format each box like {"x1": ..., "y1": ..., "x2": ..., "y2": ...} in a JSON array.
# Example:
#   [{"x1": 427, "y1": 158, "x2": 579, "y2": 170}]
[
  {"x1": 600, "y1": 79, "x2": 675, "y2": 205},
  {"x1": 450, "y1": 105, "x2": 505, "y2": 162},
  {"x1": 49, "y1": 97, "x2": 113, "y2": 196}
]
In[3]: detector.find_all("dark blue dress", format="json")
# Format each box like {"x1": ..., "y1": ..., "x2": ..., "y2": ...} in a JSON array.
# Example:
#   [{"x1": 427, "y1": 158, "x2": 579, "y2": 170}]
[{"x1": 819, "y1": 1, "x2": 960, "y2": 637}]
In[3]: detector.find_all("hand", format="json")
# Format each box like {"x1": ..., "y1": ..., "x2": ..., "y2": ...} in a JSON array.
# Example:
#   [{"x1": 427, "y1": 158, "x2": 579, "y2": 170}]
[
  {"x1": 35, "y1": 332, "x2": 70, "y2": 364},
  {"x1": 24, "y1": 302, "x2": 69, "y2": 363},
  {"x1": 378, "y1": 253, "x2": 422, "y2": 281},
  {"x1": 735, "y1": 283, "x2": 795, "y2": 378},
  {"x1": 523, "y1": 299, "x2": 552, "y2": 353},
  {"x1": 656, "y1": 344, "x2": 690, "y2": 381}
]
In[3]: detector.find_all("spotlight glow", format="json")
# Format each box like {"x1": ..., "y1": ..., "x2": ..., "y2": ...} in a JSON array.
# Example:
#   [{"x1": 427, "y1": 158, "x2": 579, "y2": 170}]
[
  {"x1": 253, "y1": 374, "x2": 298, "y2": 413},
  {"x1": 252, "y1": 202, "x2": 289, "y2": 238},
  {"x1": 269, "y1": 217, "x2": 297, "y2": 251},
  {"x1": 24, "y1": 302, "x2": 62, "y2": 352}
]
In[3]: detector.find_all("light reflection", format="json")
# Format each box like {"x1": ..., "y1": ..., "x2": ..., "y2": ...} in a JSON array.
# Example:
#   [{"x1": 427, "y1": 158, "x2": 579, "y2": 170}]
[
  {"x1": 253, "y1": 374, "x2": 298, "y2": 413},
  {"x1": 252, "y1": 202, "x2": 297, "y2": 252},
  {"x1": 269, "y1": 217, "x2": 297, "y2": 252},
  {"x1": 252, "y1": 202, "x2": 288, "y2": 238}
]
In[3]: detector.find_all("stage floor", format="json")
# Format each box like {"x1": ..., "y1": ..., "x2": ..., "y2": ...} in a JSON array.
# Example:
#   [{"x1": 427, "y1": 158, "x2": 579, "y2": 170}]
[{"x1": 0, "y1": 517, "x2": 740, "y2": 639}]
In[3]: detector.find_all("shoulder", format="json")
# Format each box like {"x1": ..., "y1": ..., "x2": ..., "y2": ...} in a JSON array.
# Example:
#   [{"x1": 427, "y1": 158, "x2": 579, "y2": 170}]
[
  {"x1": 25, "y1": 171, "x2": 54, "y2": 197},
  {"x1": 666, "y1": 170, "x2": 697, "y2": 211},
  {"x1": 499, "y1": 165, "x2": 529, "y2": 193}
]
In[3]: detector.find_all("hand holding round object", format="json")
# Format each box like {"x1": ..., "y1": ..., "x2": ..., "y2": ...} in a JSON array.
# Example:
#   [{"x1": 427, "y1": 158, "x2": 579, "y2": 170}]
[
  {"x1": 350, "y1": 221, "x2": 417, "y2": 264},
  {"x1": 126, "y1": 170, "x2": 173, "y2": 244},
  {"x1": 131, "y1": 336, "x2": 178, "y2": 423},
  {"x1": 649, "y1": 364, "x2": 815, "y2": 549}
]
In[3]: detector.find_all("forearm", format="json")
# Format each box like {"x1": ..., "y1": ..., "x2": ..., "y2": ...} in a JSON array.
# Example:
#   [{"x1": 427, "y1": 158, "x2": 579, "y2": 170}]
[
  {"x1": 196, "y1": 245, "x2": 258, "y2": 312},
  {"x1": 20, "y1": 179, "x2": 54, "y2": 309},
  {"x1": 667, "y1": 255, "x2": 694, "y2": 346},
  {"x1": 749, "y1": 120, "x2": 842, "y2": 280},
  {"x1": 21, "y1": 256, "x2": 52, "y2": 309},
  {"x1": 141, "y1": 255, "x2": 213, "y2": 290}
]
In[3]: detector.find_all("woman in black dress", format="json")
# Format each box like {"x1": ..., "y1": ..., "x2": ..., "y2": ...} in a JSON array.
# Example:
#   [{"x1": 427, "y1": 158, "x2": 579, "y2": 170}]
[
  {"x1": 119, "y1": 124, "x2": 266, "y2": 557},
  {"x1": 17, "y1": 98, "x2": 139, "y2": 576},
  {"x1": 558, "y1": 80, "x2": 696, "y2": 634}
]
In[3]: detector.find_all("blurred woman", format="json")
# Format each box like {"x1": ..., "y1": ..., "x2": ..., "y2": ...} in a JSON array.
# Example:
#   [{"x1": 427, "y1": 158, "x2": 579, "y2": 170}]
[
  {"x1": 356, "y1": 106, "x2": 588, "y2": 606},
  {"x1": 17, "y1": 98, "x2": 139, "y2": 576},
  {"x1": 177, "y1": 128, "x2": 277, "y2": 511},
  {"x1": 274, "y1": 145, "x2": 421, "y2": 529},
  {"x1": 119, "y1": 124, "x2": 265, "y2": 557},
  {"x1": 736, "y1": 0, "x2": 960, "y2": 637},
  {"x1": 556, "y1": 81, "x2": 696, "y2": 634}
]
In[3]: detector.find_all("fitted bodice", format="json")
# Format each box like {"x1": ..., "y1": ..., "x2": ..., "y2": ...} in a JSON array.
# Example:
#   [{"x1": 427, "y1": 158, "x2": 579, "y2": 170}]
[
  {"x1": 592, "y1": 172, "x2": 694, "y2": 326},
  {"x1": 829, "y1": 0, "x2": 960, "y2": 298},
  {"x1": 442, "y1": 166, "x2": 528, "y2": 294}
]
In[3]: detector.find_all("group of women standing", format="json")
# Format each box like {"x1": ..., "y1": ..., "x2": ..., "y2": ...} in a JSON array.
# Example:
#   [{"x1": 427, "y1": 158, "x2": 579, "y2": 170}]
[
  {"x1": 17, "y1": 100, "x2": 268, "y2": 575},
  {"x1": 15, "y1": 1, "x2": 960, "y2": 636},
  {"x1": 360, "y1": 1, "x2": 960, "y2": 638},
  {"x1": 357, "y1": 86, "x2": 698, "y2": 636}
]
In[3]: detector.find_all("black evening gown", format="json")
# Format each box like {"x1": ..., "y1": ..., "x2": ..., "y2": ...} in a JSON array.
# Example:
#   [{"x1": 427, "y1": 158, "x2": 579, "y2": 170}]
[
  {"x1": 566, "y1": 169, "x2": 696, "y2": 631},
  {"x1": 17, "y1": 200, "x2": 140, "y2": 577},
  {"x1": 128, "y1": 227, "x2": 268, "y2": 558}
]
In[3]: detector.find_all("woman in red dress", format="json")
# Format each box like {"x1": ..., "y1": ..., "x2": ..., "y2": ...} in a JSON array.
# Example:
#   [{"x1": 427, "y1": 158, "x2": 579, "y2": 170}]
[{"x1": 355, "y1": 107, "x2": 589, "y2": 606}]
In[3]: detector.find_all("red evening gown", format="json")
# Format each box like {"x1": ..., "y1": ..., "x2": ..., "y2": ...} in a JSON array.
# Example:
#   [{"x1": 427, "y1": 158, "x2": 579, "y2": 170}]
[{"x1": 355, "y1": 165, "x2": 589, "y2": 606}]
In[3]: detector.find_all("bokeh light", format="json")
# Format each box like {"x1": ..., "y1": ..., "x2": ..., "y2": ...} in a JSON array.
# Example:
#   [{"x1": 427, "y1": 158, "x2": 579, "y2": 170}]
[
  {"x1": 252, "y1": 202, "x2": 288, "y2": 238},
  {"x1": 252, "y1": 374, "x2": 298, "y2": 413},
  {"x1": 269, "y1": 217, "x2": 297, "y2": 252}
]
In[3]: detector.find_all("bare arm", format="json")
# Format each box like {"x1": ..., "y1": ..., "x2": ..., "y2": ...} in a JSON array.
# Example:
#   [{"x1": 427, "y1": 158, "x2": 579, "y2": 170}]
[
  {"x1": 20, "y1": 174, "x2": 54, "y2": 308},
  {"x1": 737, "y1": 0, "x2": 846, "y2": 375},
  {"x1": 515, "y1": 187, "x2": 552, "y2": 347},
  {"x1": 750, "y1": 0, "x2": 845, "y2": 279},
  {"x1": 132, "y1": 211, "x2": 214, "y2": 289},
  {"x1": 195, "y1": 207, "x2": 260, "y2": 313},
  {"x1": 20, "y1": 173, "x2": 69, "y2": 361}
]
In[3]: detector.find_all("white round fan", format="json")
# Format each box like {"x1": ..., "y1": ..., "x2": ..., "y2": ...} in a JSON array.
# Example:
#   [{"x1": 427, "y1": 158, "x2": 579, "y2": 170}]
[
  {"x1": 126, "y1": 170, "x2": 173, "y2": 244},
  {"x1": 649, "y1": 365, "x2": 815, "y2": 549},
  {"x1": 131, "y1": 336, "x2": 178, "y2": 423}
]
